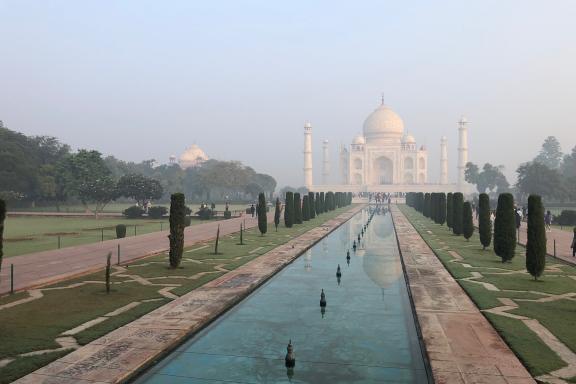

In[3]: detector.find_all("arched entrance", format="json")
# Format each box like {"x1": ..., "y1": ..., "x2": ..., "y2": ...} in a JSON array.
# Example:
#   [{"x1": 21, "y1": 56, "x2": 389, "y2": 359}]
[{"x1": 372, "y1": 156, "x2": 393, "y2": 184}]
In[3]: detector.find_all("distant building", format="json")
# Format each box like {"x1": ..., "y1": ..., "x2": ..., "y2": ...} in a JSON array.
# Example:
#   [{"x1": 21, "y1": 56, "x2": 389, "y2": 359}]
[{"x1": 179, "y1": 144, "x2": 209, "y2": 169}]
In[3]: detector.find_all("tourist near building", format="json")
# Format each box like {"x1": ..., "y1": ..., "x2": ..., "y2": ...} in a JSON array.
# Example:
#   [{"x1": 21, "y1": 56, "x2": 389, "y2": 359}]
[{"x1": 304, "y1": 98, "x2": 471, "y2": 193}]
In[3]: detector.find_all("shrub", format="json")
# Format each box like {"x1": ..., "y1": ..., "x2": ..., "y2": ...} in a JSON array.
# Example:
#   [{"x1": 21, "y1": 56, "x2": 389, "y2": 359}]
[
  {"x1": 294, "y1": 193, "x2": 302, "y2": 224},
  {"x1": 284, "y1": 192, "x2": 294, "y2": 228},
  {"x1": 147, "y1": 206, "x2": 167, "y2": 219},
  {"x1": 258, "y1": 192, "x2": 267, "y2": 235},
  {"x1": 115, "y1": 224, "x2": 127, "y2": 239},
  {"x1": 452, "y1": 193, "x2": 463, "y2": 235},
  {"x1": 494, "y1": 193, "x2": 516, "y2": 263},
  {"x1": 184, "y1": 216, "x2": 192, "y2": 226},
  {"x1": 224, "y1": 210, "x2": 232, "y2": 219},
  {"x1": 446, "y1": 193, "x2": 453, "y2": 229},
  {"x1": 526, "y1": 195, "x2": 546, "y2": 280},
  {"x1": 198, "y1": 207, "x2": 213, "y2": 220},
  {"x1": 478, "y1": 193, "x2": 491, "y2": 249},
  {"x1": 463, "y1": 202, "x2": 474, "y2": 241},
  {"x1": 553, "y1": 210, "x2": 576, "y2": 226},
  {"x1": 123, "y1": 205, "x2": 144, "y2": 219},
  {"x1": 169, "y1": 193, "x2": 186, "y2": 268}
]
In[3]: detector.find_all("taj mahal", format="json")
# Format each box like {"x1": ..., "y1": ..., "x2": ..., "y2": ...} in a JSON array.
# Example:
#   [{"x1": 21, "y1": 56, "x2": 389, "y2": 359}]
[{"x1": 304, "y1": 98, "x2": 471, "y2": 193}]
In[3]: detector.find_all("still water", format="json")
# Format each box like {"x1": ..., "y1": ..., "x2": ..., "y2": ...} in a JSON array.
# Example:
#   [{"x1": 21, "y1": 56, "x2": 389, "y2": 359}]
[{"x1": 135, "y1": 207, "x2": 429, "y2": 383}]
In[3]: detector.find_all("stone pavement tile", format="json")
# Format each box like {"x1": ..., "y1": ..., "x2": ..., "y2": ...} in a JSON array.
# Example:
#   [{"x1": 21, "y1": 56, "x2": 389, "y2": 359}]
[
  {"x1": 13, "y1": 373, "x2": 108, "y2": 384},
  {"x1": 433, "y1": 371, "x2": 466, "y2": 384},
  {"x1": 461, "y1": 373, "x2": 508, "y2": 383}
]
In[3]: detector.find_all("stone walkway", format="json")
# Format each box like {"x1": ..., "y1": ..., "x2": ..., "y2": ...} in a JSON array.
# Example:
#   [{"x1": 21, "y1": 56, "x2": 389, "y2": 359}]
[
  {"x1": 391, "y1": 205, "x2": 535, "y2": 384},
  {"x1": 0, "y1": 214, "x2": 270, "y2": 295},
  {"x1": 13, "y1": 205, "x2": 363, "y2": 384}
]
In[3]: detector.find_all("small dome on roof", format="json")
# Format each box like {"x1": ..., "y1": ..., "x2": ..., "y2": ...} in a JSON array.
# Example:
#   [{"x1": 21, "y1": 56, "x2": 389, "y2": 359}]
[
  {"x1": 352, "y1": 135, "x2": 366, "y2": 145},
  {"x1": 404, "y1": 134, "x2": 416, "y2": 144}
]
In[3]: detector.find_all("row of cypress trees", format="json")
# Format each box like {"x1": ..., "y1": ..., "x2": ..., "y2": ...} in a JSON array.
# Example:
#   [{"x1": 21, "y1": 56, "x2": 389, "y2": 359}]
[
  {"x1": 284, "y1": 191, "x2": 352, "y2": 227},
  {"x1": 406, "y1": 191, "x2": 547, "y2": 279}
]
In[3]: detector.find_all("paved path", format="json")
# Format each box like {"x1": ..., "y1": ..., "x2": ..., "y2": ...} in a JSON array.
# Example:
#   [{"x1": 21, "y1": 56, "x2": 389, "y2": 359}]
[
  {"x1": 391, "y1": 205, "x2": 535, "y2": 384},
  {"x1": 14, "y1": 205, "x2": 363, "y2": 384},
  {"x1": 0, "y1": 214, "x2": 270, "y2": 295}
]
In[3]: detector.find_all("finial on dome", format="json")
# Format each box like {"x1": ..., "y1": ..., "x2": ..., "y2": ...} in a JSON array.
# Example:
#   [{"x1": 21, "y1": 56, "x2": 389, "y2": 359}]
[{"x1": 381, "y1": 93, "x2": 385, "y2": 105}]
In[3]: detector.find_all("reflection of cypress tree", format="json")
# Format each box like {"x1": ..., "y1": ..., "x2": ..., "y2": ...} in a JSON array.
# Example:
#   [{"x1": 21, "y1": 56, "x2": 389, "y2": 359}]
[
  {"x1": 494, "y1": 193, "x2": 516, "y2": 262},
  {"x1": 284, "y1": 192, "x2": 294, "y2": 228},
  {"x1": 478, "y1": 193, "x2": 491, "y2": 249},
  {"x1": 294, "y1": 193, "x2": 302, "y2": 224},
  {"x1": 308, "y1": 192, "x2": 316, "y2": 219},
  {"x1": 302, "y1": 195, "x2": 310, "y2": 221},
  {"x1": 452, "y1": 193, "x2": 463, "y2": 235},
  {"x1": 526, "y1": 195, "x2": 546, "y2": 279},
  {"x1": 446, "y1": 192, "x2": 453, "y2": 229},
  {"x1": 258, "y1": 192, "x2": 267, "y2": 235},
  {"x1": 463, "y1": 202, "x2": 474, "y2": 241},
  {"x1": 169, "y1": 193, "x2": 186, "y2": 268}
]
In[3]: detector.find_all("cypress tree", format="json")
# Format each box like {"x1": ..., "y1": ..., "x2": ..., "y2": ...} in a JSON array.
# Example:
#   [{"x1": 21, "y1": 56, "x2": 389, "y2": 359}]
[
  {"x1": 258, "y1": 192, "x2": 267, "y2": 235},
  {"x1": 105, "y1": 252, "x2": 112, "y2": 294},
  {"x1": 320, "y1": 192, "x2": 325, "y2": 213},
  {"x1": 302, "y1": 195, "x2": 310, "y2": 221},
  {"x1": 308, "y1": 192, "x2": 316, "y2": 219},
  {"x1": 274, "y1": 198, "x2": 281, "y2": 231},
  {"x1": 463, "y1": 202, "x2": 474, "y2": 241},
  {"x1": 284, "y1": 192, "x2": 294, "y2": 227},
  {"x1": 294, "y1": 193, "x2": 302, "y2": 224},
  {"x1": 446, "y1": 192, "x2": 453, "y2": 229},
  {"x1": 478, "y1": 193, "x2": 492, "y2": 249},
  {"x1": 526, "y1": 194, "x2": 546, "y2": 280},
  {"x1": 0, "y1": 199, "x2": 5, "y2": 281},
  {"x1": 424, "y1": 193, "x2": 431, "y2": 218},
  {"x1": 438, "y1": 193, "x2": 446, "y2": 225},
  {"x1": 494, "y1": 193, "x2": 516, "y2": 263},
  {"x1": 169, "y1": 193, "x2": 186, "y2": 268},
  {"x1": 315, "y1": 192, "x2": 321, "y2": 215},
  {"x1": 452, "y1": 192, "x2": 464, "y2": 235}
]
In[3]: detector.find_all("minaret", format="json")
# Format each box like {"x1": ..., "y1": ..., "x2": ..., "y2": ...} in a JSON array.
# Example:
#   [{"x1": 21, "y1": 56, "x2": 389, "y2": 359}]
[
  {"x1": 322, "y1": 140, "x2": 330, "y2": 185},
  {"x1": 440, "y1": 136, "x2": 448, "y2": 184},
  {"x1": 457, "y1": 116, "x2": 469, "y2": 189},
  {"x1": 303, "y1": 122, "x2": 313, "y2": 189}
]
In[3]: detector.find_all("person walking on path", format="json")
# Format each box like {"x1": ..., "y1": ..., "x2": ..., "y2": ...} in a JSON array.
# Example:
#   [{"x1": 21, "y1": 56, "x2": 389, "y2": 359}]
[
  {"x1": 515, "y1": 208, "x2": 522, "y2": 231},
  {"x1": 545, "y1": 210, "x2": 552, "y2": 232},
  {"x1": 572, "y1": 227, "x2": 576, "y2": 257},
  {"x1": 250, "y1": 204, "x2": 256, "y2": 218}
]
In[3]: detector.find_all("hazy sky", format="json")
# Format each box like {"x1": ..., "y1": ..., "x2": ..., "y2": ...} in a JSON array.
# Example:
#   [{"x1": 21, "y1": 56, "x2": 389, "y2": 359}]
[{"x1": 1, "y1": 0, "x2": 575, "y2": 188}]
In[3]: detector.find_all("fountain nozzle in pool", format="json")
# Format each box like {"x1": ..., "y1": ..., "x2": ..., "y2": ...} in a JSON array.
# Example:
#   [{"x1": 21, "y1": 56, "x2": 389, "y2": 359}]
[
  {"x1": 285, "y1": 340, "x2": 295, "y2": 368},
  {"x1": 320, "y1": 289, "x2": 327, "y2": 307}
]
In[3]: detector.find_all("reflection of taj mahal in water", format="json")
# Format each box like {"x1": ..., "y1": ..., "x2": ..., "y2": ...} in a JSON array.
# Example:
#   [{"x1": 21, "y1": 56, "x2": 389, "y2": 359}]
[{"x1": 304, "y1": 97, "x2": 471, "y2": 193}]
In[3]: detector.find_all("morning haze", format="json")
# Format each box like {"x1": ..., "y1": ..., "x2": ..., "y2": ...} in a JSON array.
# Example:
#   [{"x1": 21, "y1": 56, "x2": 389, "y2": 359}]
[{"x1": 1, "y1": 0, "x2": 574, "y2": 187}]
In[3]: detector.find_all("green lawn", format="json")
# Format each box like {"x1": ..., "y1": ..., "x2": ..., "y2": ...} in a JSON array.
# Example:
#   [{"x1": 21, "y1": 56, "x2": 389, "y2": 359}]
[
  {"x1": 0, "y1": 205, "x2": 353, "y2": 383},
  {"x1": 3, "y1": 215, "x2": 215, "y2": 257},
  {"x1": 400, "y1": 205, "x2": 576, "y2": 380},
  {"x1": 7, "y1": 202, "x2": 250, "y2": 214}
]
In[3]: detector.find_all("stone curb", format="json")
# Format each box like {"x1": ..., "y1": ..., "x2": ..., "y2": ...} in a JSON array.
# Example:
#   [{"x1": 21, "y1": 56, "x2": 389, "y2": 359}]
[{"x1": 14, "y1": 205, "x2": 364, "y2": 384}]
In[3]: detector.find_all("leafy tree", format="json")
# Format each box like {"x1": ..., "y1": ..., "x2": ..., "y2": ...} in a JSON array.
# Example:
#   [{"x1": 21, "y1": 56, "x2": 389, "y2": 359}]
[
  {"x1": 561, "y1": 146, "x2": 576, "y2": 201},
  {"x1": 465, "y1": 162, "x2": 509, "y2": 194},
  {"x1": 302, "y1": 195, "x2": 310, "y2": 221},
  {"x1": 308, "y1": 192, "x2": 316, "y2": 219},
  {"x1": 274, "y1": 198, "x2": 281, "y2": 231},
  {"x1": 169, "y1": 193, "x2": 186, "y2": 268},
  {"x1": 534, "y1": 136, "x2": 562, "y2": 169},
  {"x1": 478, "y1": 193, "x2": 492, "y2": 250},
  {"x1": 117, "y1": 173, "x2": 163, "y2": 208},
  {"x1": 452, "y1": 193, "x2": 463, "y2": 235},
  {"x1": 494, "y1": 193, "x2": 516, "y2": 263},
  {"x1": 526, "y1": 195, "x2": 546, "y2": 280},
  {"x1": 284, "y1": 192, "x2": 294, "y2": 228},
  {"x1": 294, "y1": 193, "x2": 302, "y2": 224},
  {"x1": 257, "y1": 193, "x2": 267, "y2": 235},
  {"x1": 463, "y1": 202, "x2": 474, "y2": 241},
  {"x1": 516, "y1": 161, "x2": 565, "y2": 201},
  {"x1": 446, "y1": 192, "x2": 453, "y2": 229}
]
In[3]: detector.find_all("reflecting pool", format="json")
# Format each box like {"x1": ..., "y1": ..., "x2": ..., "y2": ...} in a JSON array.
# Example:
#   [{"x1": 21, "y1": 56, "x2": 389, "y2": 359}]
[{"x1": 135, "y1": 207, "x2": 429, "y2": 383}]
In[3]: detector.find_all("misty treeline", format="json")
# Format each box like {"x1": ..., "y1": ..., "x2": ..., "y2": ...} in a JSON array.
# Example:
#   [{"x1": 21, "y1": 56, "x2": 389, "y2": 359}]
[
  {"x1": 0, "y1": 124, "x2": 276, "y2": 210},
  {"x1": 465, "y1": 136, "x2": 575, "y2": 203}
]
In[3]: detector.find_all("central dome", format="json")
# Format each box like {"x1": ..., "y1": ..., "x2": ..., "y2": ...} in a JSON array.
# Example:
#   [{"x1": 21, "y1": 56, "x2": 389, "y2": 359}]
[{"x1": 362, "y1": 103, "x2": 404, "y2": 143}]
